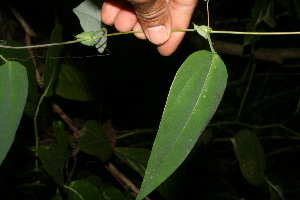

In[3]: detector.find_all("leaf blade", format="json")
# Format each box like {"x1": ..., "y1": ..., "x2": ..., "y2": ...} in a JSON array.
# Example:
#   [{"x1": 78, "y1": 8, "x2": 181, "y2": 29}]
[
  {"x1": 136, "y1": 50, "x2": 228, "y2": 199},
  {"x1": 73, "y1": 0, "x2": 107, "y2": 53},
  {"x1": 79, "y1": 120, "x2": 112, "y2": 162},
  {"x1": 0, "y1": 61, "x2": 28, "y2": 165},
  {"x1": 232, "y1": 129, "x2": 266, "y2": 186}
]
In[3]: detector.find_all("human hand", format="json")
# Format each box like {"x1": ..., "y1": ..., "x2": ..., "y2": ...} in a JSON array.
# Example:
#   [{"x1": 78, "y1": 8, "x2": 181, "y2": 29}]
[{"x1": 101, "y1": 0, "x2": 197, "y2": 56}]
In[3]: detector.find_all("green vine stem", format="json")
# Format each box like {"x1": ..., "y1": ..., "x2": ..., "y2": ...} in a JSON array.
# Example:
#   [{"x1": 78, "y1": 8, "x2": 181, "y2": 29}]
[{"x1": 0, "y1": 28, "x2": 300, "y2": 50}]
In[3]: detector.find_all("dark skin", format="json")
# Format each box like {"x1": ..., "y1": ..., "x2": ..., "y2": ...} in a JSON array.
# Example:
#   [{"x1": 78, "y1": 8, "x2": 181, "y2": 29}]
[{"x1": 101, "y1": 0, "x2": 198, "y2": 56}]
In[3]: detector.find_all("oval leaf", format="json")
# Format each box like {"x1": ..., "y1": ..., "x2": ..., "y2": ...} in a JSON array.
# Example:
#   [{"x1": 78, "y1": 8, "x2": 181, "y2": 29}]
[
  {"x1": 136, "y1": 50, "x2": 228, "y2": 199},
  {"x1": 67, "y1": 179, "x2": 104, "y2": 200},
  {"x1": 0, "y1": 61, "x2": 28, "y2": 165},
  {"x1": 79, "y1": 120, "x2": 112, "y2": 162},
  {"x1": 0, "y1": 40, "x2": 37, "y2": 117},
  {"x1": 231, "y1": 129, "x2": 266, "y2": 186},
  {"x1": 54, "y1": 64, "x2": 96, "y2": 101},
  {"x1": 38, "y1": 143, "x2": 69, "y2": 185},
  {"x1": 102, "y1": 187, "x2": 127, "y2": 200}
]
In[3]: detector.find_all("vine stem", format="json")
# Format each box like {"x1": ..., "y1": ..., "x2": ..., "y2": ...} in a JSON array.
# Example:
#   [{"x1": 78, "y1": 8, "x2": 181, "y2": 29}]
[
  {"x1": 1, "y1": 28, "x2": 300, "y2": 49},
  {"x1": 211, "y1": 30, "x2": 300, "y2": 35}
]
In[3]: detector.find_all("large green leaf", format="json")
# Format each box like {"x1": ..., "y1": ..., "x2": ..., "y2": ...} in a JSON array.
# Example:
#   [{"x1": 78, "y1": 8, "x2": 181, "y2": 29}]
[
  {"x1": 73, "y1": 0, "x2": 107, "y2": 53},
  {"x1": 42, "y1": 20, "x2": 63, "y2": 97},
  {"x1": 136, "y1": 50, "x2": 228, "y2": 200},
  {"x1": 0, "y1": 61, "x2": 28, "y2": 165},
  {"x1": 54, "y1": 64, "x2": 96, "y2": 101},
  {"x1": 38, "y1": 143, "x2": 68, "y2": 185},
  {"x1": 0, "y1": 41, "x2": 37, "y2": 116},
  {"x1": 79, "y1": 120, "x2": 112, "y2": 162},
  {"x1": 67, "y1": 179, "x2": 104, "y2": 200},
  {"x1": 231, "y1": 129, "x2": 266, "y2": 186},
  {"x1": 114, "y1": 147, "x2": 150, "y2": 177}
]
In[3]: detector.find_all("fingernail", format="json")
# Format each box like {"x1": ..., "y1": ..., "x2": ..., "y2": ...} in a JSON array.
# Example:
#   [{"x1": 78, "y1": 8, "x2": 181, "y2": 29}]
[{"x1": 147, "y1": 26, "x2": 169, "y2": 45}]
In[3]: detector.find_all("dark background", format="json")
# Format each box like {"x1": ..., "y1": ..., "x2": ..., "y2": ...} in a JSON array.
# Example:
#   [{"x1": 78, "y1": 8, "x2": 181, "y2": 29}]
[{"x1": 0, "y1": 0, "x2": 300, "y2": 199}]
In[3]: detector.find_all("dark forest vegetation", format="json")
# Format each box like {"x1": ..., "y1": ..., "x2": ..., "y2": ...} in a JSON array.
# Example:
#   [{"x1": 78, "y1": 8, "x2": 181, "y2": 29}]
[{"x1": 0, "y1": 0, "x2": 300, "y2": 199}]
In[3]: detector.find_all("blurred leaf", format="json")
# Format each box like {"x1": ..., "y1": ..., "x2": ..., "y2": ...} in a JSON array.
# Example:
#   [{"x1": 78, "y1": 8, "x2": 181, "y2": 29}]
[
  {"x1": 85, "y1": 175, "x2": 103, "y2": 190},
  {"x1": 232, "y1": 129, "x2": 266, "y2": 186},
  {"x1": 263, "y1": 2, "x2": 276, "y2": 28},
  {"x1": 266, "y1": 176, "x2": 285, "y2": 200},
  {"x1": 136, "y1": 50, "x2": 228, "y2": 200},
  {"x1": 244, "y1": 0, "x2": 269, "y2": 45},
  {"x1": 53, "y1": 120, "x2": 70, "y2": 147},
  {"x1": 38, "y1": 144, "x2": 68, "y2": 185},
  {"x1": 67, "y1": 179, "x2": 104, "y2": 200},
  {"x1": 73, "y1": 0, "x2": 107, "y2": 53},
  {"x1": 293, "y1": 0, "x2": 300, "y2": 19},
  {"x1": 0, "y1": 61, "x2": 28, "y2": 165},
  {"x1": 114, "y1": 147, "x2": 150, "y2": 177},
  {"x1": 102, "y1": 187, "x2": 127, "y2": 200},
  {"x1": 54, "y1": 64, "x2": 96, "y2": 101},
  {"x1": 79, "y1": 120, "x2": 112, "y2": 162},
  {"x1": 52, "y1": 193, "x2": 63, "y2": 200},
  {"x1": 43, "y1": 20, "x2": 63, "y2": 97},
  {"x1": 0, "y1": 40, "x2": 37, "y2": 117}
]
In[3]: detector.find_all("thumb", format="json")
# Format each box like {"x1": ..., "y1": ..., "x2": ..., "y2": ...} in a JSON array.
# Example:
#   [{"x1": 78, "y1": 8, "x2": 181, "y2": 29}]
[{"x1": 127, "y1": 0, "x2": 171, "y2": 45}]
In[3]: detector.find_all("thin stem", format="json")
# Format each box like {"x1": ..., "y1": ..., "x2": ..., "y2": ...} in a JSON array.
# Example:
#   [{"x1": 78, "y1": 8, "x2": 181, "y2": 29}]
[
  {"x1": 1, "y1": 29, "x2": 300, "y2": 49},
  {"x1": 206, "y1": 0, "x2": 210, "y2": 27},
  {"x1": 211, "y1": 30, "x2": 300, "y2": 35},
  {"x1": 0, "y1": 54, "x2": 8, "y2": 62},
  {"x1": 207, "y1": 31, "x2": 216, "y2": 53},
  {"x1": 280, "y1": 125, "x2": 300, "y2": 136},
  {"x1": 33, "y1": 91, "x2": 46, "y2": 170},
  {"x1": 236, "y1": 56, "x2": 256, "y2": 120}
]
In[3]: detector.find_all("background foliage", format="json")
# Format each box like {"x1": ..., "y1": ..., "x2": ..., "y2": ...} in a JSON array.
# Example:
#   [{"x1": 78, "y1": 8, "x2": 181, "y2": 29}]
[{"x1": 0, "y1": 0, "x2": 300, "y2": 199}]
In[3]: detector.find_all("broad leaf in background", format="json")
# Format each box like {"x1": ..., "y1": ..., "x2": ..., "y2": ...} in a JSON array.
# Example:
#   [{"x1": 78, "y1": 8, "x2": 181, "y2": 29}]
[
  {"x1": 43, "y1": 20, "x2": 63, "y2": 97},
  {"x1": 53, "y1": 120, "x2": 70, "y2": 148},
  {"x1": 54, "y1": 64, "x2": 96, "y2": 101},
  {"x1": 0, "y1": 41, "x2": 37, "y2": 117},
  {"x1": 79, "y1": 120, "x2": 112, "y2": 162},
  {"x1": 244, "y1": 0, "x2": 269, "y2": 45},
  {"x1": 73, "y1": 0, "x2": 107, "y2": 53},
  {"x1": 136, "y1": 50, "x2": 228, "y2": 200},
  {"x1": 38, "y1": 143, "x2": 68, "y2": 185},
  {"x1": 0, "y1": 61, "x2": 28, "y2": 165},
  {"x1": 102, "y1": 187, "x2": 127, "y2": 200},
  {"x1": 67, "y1": 179, "x2": 104, "y2": 200},
  {"x1": 114, "y1": 147, "x2": 150, "y2": 177},
  {"x1": 231, "y1": 129, "x2": 266, "y2": 186}
]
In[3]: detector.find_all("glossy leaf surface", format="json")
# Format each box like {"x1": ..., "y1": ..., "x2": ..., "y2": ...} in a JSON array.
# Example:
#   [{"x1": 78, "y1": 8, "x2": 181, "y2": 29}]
[
  {"x1": 0, "y1": 61, "x2": 28, "y2": 165},
  {"x1": 137, "y1": 50, "x2": 228, "y2": 199}
]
